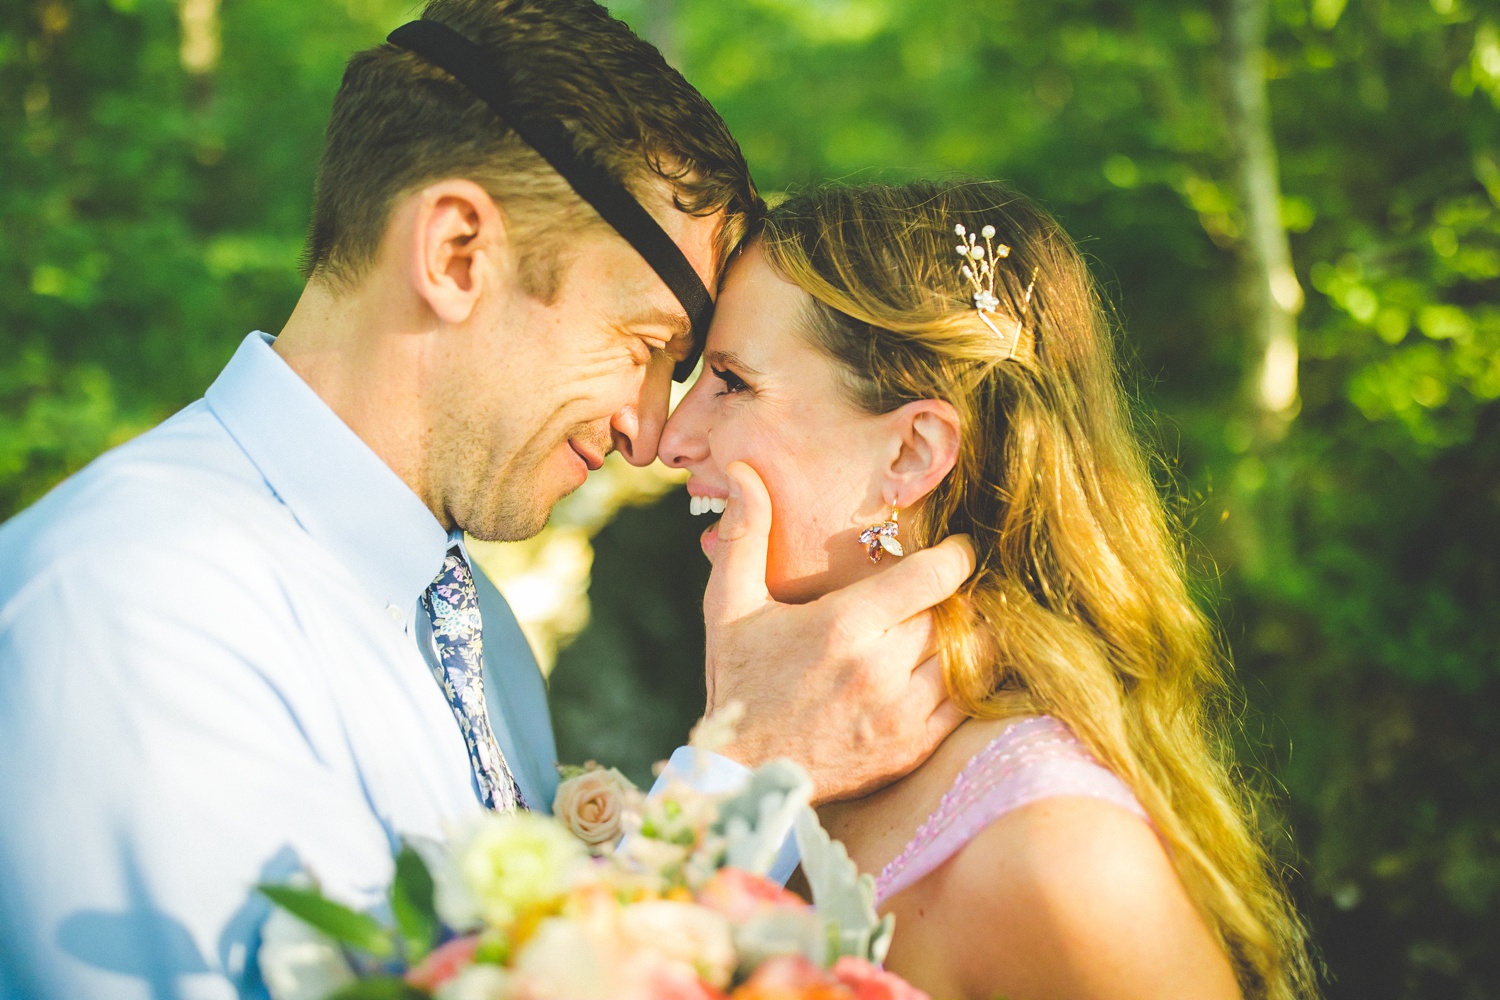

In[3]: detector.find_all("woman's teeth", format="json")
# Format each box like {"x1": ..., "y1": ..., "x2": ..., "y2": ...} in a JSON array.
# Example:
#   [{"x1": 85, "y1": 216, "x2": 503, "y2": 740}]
[{"x1": 689, "y1": 495, "x2": 728, "y2": 516}]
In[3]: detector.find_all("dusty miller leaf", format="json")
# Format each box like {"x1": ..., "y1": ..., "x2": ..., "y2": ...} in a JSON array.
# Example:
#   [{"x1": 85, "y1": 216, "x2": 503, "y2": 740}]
[{"x1": 793, "y1": 807, "x2": 894, "y2": 965}]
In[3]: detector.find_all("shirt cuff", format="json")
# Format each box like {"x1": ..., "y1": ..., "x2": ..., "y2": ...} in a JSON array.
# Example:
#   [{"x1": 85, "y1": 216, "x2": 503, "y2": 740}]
[
  {"x1": 650, "y1": 745, "x2": 753, "y2": 795},
  {"x1": 647, "y1": 746, "x2": 802, "y2": 887}
]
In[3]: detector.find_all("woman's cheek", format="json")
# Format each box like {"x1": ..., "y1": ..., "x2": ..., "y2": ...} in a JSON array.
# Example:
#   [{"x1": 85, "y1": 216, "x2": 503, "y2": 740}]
[
  {"x1": 769, "y1": 483, "x2": 833, "y2": 574},
  {"x1": 711, "y1": 412, "x2": 766, "y2": 470}
]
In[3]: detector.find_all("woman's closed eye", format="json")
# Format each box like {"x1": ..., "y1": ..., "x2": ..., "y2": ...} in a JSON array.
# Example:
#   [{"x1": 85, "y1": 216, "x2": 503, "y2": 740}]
[{"x1": 710, "y1": 365, "x2": 750, "y2": 396}]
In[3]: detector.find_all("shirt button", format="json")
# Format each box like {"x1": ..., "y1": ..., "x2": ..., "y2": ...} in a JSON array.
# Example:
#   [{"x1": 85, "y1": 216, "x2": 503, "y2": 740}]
[{"x1": 386, "y1": 604, "x2": 404, "y2": 623}]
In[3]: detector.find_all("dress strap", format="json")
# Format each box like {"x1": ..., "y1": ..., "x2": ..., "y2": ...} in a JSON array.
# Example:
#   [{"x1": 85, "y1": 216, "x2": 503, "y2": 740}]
[{"x1": 874, "y1": 716, "x2": 1148, "y2": 903}]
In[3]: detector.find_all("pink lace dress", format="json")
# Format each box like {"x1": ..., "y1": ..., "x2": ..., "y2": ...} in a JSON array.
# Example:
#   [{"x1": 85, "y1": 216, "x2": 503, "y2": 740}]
[{"x1": 874, "y1": 715, "x2": 1149, "y2": 903}]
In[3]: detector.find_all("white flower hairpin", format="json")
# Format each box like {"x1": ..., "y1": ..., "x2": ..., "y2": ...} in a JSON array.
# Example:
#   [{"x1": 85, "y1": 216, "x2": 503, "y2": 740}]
[{"x1": 954, "y1": 223, "x2": 1040, "y2": 361}]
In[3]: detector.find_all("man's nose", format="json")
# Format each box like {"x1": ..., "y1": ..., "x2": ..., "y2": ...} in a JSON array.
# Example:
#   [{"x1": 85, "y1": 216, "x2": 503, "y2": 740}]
[{"x1": 611, "y1": 353, "x2": 674, "y2": 466}]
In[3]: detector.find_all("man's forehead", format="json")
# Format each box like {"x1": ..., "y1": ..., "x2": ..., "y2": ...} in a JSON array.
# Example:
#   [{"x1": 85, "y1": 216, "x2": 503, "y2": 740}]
[
  {"x1": 600, "y1": 188, "x2": 724, "y2": 363},
  {"x1": 659, "y1": 206, "x2": 724, "y2": 372},
  {"x1": 635, "y1": 179, "x2": 725, "y2": 296},
  {"x1": 596, "y1": 266, "x2": 695, "y2": 360}
]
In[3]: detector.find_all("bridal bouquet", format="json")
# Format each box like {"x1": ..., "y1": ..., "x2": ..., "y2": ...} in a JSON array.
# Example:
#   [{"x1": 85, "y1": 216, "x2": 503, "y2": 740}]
[{"x1": 258, "y1": 754, "x2": 926, "y2": 1000}]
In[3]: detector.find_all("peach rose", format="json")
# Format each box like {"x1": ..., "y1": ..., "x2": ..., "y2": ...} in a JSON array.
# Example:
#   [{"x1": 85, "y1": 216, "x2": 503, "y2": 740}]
[
  {"x1": 553, "y1": 766, "x2": 638, "y2": 850},
  {"x1": 620, "y1": 900, "x2": 737, "y2": 989},
  {"x1": 732, "y1": 955, "x2": 849, "y2": 1000},
  {"x1": 643, "y1": 962, "x2": 730, "y2": 1000},
  {"x1": 697, "y1": 868, "x2": 810, "y2": 923}
]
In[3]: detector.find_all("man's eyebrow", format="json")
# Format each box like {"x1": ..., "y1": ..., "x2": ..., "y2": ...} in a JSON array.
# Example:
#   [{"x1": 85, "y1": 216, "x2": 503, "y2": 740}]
[
  {"x1": 704, "y1": 349, "x2": 762, "y2": 377},
  {"x1": 619, "y1": 304, "x2": 692, "y2": 341}
]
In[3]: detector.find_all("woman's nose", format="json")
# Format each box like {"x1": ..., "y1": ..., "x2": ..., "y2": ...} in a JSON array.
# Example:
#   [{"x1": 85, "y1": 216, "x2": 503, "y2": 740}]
[{"x1": 659, "y1": 383, "x2": 711, "y2": 468}]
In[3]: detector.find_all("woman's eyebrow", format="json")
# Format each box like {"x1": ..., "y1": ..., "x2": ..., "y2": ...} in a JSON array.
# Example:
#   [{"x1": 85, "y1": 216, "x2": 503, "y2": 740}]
[{"x1": 704, "y1": 349, "x2": 762, "y2": 377}]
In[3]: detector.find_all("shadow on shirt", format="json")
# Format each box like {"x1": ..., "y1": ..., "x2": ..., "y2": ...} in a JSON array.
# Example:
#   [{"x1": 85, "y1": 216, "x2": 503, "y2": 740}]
[{"x1": 55, "y1": 840, "x2": 303, "y2": 999}]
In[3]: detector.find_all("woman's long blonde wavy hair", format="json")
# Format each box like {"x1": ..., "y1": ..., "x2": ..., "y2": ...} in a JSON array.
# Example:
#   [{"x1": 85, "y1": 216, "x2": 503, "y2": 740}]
[{"x1": 760, "y1": 180, "x2": 1317, "y2": 1000}]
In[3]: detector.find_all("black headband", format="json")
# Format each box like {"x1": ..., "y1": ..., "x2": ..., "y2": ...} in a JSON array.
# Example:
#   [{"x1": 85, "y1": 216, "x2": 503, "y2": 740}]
[{"x1": 387, "y1": 19, "x2": 710, "y2": 382}]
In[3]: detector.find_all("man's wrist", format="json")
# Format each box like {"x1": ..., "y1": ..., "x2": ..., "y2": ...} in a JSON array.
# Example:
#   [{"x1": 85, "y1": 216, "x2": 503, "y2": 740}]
[{"x1": 716, "y1": 733, "x2": 774, "y2": 772}]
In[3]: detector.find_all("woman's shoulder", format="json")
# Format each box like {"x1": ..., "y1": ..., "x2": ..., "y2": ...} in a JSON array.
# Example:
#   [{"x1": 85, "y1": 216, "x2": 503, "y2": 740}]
[
  {"x1": 946, "y1": 791, "x2": 1179, "y2": 920},
  {"x1": 882, "y1": 798, "x2": 1239, "y2": 1000},
  {"x1": 873, "y1": 715, "x2": 1147, "y2": 901},
  {"x1": 876, "y1": 718, "x2": 1240, "y2": 999},
  {"x1": 924, "y1": 794, "x2": 1239, "y2": 999}
]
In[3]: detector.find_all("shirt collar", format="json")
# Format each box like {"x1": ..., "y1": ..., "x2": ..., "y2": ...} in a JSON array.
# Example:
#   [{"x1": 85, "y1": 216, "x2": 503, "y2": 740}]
[{"x1": 205, "y1": 331, "x2": 453, "y2": 613}]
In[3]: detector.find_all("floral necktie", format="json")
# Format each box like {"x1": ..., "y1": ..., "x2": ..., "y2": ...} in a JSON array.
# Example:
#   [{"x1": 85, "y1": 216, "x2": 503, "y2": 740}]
[{"x1": 422, "y1": 547, "x2": 525, "y2": 812}]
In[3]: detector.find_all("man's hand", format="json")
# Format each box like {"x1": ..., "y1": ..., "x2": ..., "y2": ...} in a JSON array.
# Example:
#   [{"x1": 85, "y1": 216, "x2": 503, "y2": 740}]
[{"x1": 703, "y1": 461, "x2": 975, "y2": 805}]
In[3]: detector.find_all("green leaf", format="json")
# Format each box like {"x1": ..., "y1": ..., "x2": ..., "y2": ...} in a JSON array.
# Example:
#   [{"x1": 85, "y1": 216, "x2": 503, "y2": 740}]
[
  {"x1": 793, "y1": 808, "x2": 893, "y2": 965},
  {"x1": 324, "y1": 976, "x2": 430, "y2": 1000},
  {"x1": 390, "y1": 845, "x2": 439, "y2": 962},
  {"x1": 258, "y1": 884, "x2": 396, "y2": 958},
  {"x1": 474, "y1": 929, "x2": 512, "y2": 966},
  {"x1": 716, "y1": 760, "x2": 814, "y2": 877}
]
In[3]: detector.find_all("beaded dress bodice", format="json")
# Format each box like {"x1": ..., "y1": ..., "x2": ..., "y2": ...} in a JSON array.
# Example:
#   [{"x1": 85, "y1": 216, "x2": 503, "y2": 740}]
[{"x1": 874, "y1": 715, "x2": 1148, "y2": 903}]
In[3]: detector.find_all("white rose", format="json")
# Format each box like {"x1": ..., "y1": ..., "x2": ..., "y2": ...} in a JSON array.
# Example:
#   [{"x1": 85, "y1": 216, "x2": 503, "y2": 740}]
[
  {"x1": 553, "y1": 767, "x2": 637, "y2": 849},
  {"x1": 620, "y1": 900, "x2": 736, "y2": 990},
  {"x1": 512, "y1": 916, "x2": 611, "y2": 999}
]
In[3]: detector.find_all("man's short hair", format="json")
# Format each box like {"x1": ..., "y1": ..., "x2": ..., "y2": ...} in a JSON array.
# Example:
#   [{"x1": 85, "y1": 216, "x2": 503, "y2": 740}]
[{"x1": 304, "y1": 0, "x2": 761, "y2": 298}]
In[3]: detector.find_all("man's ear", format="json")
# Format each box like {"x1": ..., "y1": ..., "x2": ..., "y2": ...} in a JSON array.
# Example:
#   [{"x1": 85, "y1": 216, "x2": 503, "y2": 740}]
[
  {"x1": 880, "y1": 399, "x2": 962, "y2": 508},
  {"x1": 408, "y1": 178, "x2": 511, "y2": 325}
]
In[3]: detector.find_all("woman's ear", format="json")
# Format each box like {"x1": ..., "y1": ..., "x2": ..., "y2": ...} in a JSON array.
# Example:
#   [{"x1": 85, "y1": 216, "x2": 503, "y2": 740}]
[
  {"x1": 408, "y1": 178, "x2": 512, "y2": 325},
  {"x1": 880, "y1": 399, "x2": 961, "y2": 508}
]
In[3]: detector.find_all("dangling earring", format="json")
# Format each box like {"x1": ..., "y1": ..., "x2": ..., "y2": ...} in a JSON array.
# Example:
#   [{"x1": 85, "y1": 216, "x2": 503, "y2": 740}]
[{"x1": 860, "y1": 507, "x2": 904, "y2": 563}]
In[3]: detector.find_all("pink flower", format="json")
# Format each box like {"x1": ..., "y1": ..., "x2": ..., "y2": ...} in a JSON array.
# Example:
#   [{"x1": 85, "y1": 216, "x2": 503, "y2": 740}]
[
  {"x1": 405, "y1": 935, "x2": 481, "y2": 992},
  {"x1": 645, "y1": 963, "x2": 730, "y2": 1000},
  {"x1": 697, "y1": 868, "x2": 809, "y2": 923},
  {"x1": 830, "y1": 957, "x2": 930, "y2": 1000}
]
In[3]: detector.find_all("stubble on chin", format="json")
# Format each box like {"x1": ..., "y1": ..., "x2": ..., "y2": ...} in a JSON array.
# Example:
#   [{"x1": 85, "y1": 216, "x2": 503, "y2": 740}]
[
  {"x1": 428, "y1": 435, "x2": 555, "y2": 543},
  {"x1": 458, "y1": 463, "x2": 562, "y2": 542},
  {"x1": 463, "y1": 494, "x2": 554, "y2": 543},
  {"x1": 436, "y1": 408, "x2": 604, "y2": 542}
]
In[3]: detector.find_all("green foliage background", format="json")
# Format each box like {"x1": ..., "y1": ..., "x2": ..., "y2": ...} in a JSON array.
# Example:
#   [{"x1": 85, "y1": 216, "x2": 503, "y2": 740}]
[{"x1": 3, "y1": 0, "x2": 1496, "y2": 995}]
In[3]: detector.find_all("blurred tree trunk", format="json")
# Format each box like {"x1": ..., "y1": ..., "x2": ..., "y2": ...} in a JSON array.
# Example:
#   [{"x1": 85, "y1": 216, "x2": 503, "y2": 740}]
[
  {"x1": 177, "y1": 0, "x2": 220, "y2": 106},
  {"x1": 1219, "y1": 0, "x2": 1303, "y2": 582},
  {"x1": 1222, "y1": 0, "x2": 1302, "y2": 429}
]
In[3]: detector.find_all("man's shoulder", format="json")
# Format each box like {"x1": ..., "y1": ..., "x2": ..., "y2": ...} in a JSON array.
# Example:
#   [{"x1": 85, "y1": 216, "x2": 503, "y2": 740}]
[
  {"x1": 0, "y1": 402, "x2": 357, "y2": 706},
  {"x1": 0, "y1": 400, "x2": 299, "y2": 603}
]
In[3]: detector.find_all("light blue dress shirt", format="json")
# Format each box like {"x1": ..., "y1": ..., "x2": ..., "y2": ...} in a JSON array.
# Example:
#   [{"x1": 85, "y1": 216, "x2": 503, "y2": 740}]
[{"x1": 0, "y1": 333, "x2": 588, "y2": 999}]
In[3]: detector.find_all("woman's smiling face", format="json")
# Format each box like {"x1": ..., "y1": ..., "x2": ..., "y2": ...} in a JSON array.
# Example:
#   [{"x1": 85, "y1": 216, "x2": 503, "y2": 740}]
[{"x1": 658, "y1": 243, "x2": 900, "y2": 604}]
